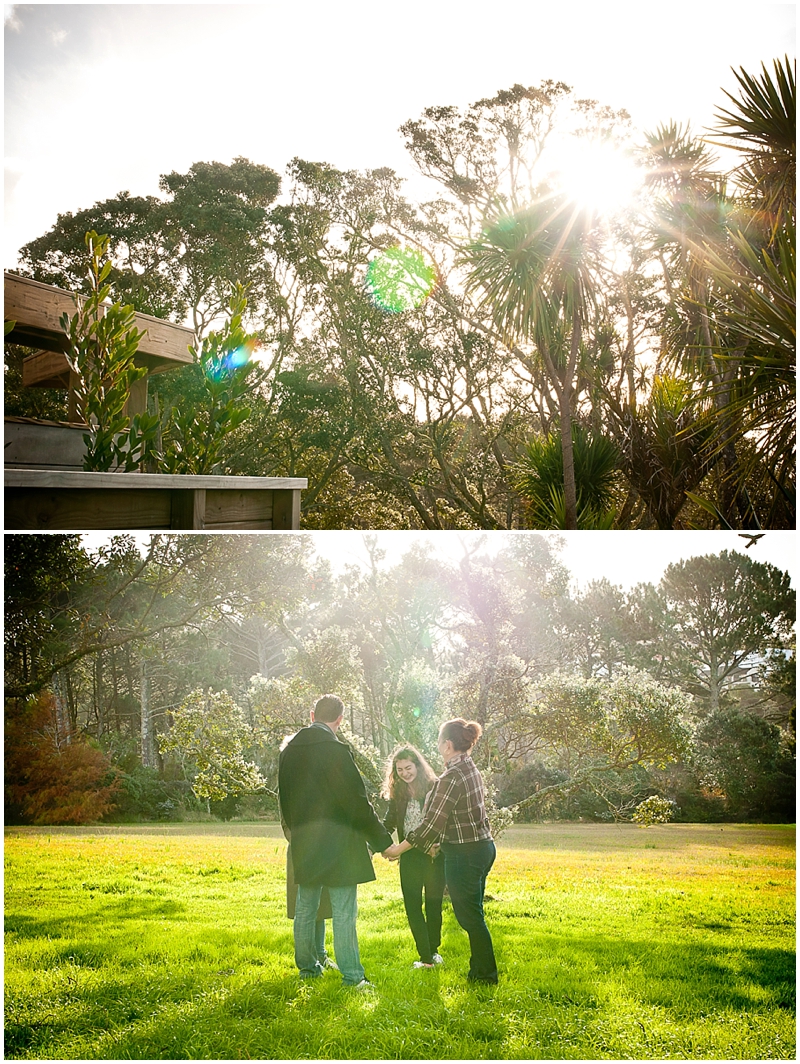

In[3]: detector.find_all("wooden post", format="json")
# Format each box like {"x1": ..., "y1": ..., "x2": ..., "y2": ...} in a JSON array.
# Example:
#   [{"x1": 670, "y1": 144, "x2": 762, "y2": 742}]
[
  {"x1": 126, "y1": 377, "x2": 148, "y2": 418},
  {"x1": 170, "y1": 488, "x2": 206, "y2": 529},
  {"x1": 67, "y1": 371, "x2": 81, "y2": 424},
  {"x1": 272, "y1": 488, "x2": 301, "y2": 529}
]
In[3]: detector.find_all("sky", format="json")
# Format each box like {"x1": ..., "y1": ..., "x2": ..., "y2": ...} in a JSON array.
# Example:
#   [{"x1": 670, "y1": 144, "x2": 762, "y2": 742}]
[
  {"x1": 4, "y1": 2, "x2": 796, "y2": 267},
  {"x1": 81, "y1": 530, "x2": 798, "y2": 592}
]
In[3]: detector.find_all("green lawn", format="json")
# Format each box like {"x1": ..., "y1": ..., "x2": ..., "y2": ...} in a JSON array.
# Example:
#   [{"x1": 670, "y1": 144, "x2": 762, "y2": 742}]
[{"x1": 4, "y1": 822, "x2": 795, "y2": 1060}]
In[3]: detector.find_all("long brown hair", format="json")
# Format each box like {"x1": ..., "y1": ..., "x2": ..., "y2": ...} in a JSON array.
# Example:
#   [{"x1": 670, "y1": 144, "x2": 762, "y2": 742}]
[{"x1": 382, "y1": 744, "x2": 438, "y2": 802}]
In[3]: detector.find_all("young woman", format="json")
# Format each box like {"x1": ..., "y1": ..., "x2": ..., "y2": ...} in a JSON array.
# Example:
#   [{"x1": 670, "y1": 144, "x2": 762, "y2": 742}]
[
  {"x1": 385, "y1": 720, "x2": 498, "y2": 984},
  {"x1": 382, "y1": 745, "x2": 445, "y2": 969}
]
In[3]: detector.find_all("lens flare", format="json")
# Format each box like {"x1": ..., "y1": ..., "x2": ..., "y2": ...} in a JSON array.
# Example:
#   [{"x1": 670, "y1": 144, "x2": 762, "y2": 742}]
[
  {"x1": 365, "y1": 246, "x2": 436, "y2": 313},
  {"x1": 203, "y1": 340, "x2": 257, "y2": 382}
]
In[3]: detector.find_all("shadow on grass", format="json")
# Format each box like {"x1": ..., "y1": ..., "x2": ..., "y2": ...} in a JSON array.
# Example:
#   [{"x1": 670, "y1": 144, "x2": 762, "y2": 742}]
[
  {"x1": 6, "y1": 896, "x2": 188, "y2": 940},
  {"x1": 498, "y1": 926, "x2": 795, "y2": 1013},
  {"x1": 6, "y1": 917, "x2": 795, "y2": 1060}
]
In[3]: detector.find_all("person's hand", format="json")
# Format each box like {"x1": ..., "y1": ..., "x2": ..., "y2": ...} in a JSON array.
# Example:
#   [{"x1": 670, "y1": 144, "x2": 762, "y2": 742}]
[
  {"x1": 427, "y1": 843, "x2": 440, "y2": 858},
  {"x1": 382, "y1": 843, "x2": 403, "y2": 861}
]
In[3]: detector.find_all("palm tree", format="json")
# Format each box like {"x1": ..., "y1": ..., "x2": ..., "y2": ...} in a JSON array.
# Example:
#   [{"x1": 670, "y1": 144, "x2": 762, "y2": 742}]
[
  {"x1": 462, "y1": 193, "x2": 597, "y2": 529},
  {"x1": 514, "y1": 425, "x2": 619, "y2": 529},
  {"x1": 642, "y1": 60, "x2": 796, "y2": 528},
  {"x1": 699, "y1": 57, "x2": 796, "y2": 523},
  {"x1": 712, "y1": 56, "x2": 795, "y2": 234},
  {"x1": 605, "y1": 375, "x2": 717, "y2": 528}
]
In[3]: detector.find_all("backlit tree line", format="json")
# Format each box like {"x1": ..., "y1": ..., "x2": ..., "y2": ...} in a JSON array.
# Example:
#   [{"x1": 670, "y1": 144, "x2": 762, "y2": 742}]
[
  {"x1": 5, "y1": 534, "x2": 795, "y2": 826},
  {"x1": 5, "y1": 59, "x2": 795, "y2": 529}
]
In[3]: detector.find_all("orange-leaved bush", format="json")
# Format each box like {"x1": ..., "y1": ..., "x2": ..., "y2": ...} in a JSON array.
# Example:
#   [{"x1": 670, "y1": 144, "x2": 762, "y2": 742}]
[{"x1": 5, "y1": 693, "x2": 121, "y2": 825}]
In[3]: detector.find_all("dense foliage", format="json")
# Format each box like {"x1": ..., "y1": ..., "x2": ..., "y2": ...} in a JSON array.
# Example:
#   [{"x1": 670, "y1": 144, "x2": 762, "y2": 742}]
[
  {"x1": 5, "y1": 60, "x2": 794, "y2": 527},
  {"x1": 4, "y1": 534, "x2": 794, "y2": 825}
]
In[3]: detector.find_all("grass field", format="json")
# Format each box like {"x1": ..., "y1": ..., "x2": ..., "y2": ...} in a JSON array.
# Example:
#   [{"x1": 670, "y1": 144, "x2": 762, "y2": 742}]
[{"x1": 4, "y1": 822, "x2": 795, "y2": 1060}]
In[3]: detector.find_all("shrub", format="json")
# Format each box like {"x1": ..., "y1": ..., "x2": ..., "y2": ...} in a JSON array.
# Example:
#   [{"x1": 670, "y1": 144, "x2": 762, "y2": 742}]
[
  {"x1": 5, "y1": 693, "x2": 121, "y2": 825},
  {"x1": 632, "y1": 795, "x2": 678, "y2": 826},
  {"x1": 109, "y1": 766, "x2": 190, "y2": 822}
]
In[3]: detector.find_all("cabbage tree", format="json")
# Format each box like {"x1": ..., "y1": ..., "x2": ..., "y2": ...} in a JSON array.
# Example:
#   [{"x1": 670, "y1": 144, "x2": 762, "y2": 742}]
[{"x1": 463, "y1": 194, "x2": 599, "y2": 529}]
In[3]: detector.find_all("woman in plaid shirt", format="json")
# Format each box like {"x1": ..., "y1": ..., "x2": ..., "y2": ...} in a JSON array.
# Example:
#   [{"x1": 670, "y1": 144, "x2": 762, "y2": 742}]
[{"x1": 385, "y1": 718, "x2": 498, "y2": 984}]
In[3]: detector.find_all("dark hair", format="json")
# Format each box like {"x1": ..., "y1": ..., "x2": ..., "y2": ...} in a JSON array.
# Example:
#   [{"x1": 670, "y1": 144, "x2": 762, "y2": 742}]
[
  {"x1": 314, "y1": 694, "x2": 345, "y2": 723},
  {"x1": 382, "y1": 744, "x2": 438, "y2": 802},
  {"x1": 439, "y1": 718, "x2": 482, "y2": 752}
]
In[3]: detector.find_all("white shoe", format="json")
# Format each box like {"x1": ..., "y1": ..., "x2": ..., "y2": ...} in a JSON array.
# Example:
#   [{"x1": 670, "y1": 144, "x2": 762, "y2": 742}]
[
  {"x1": 432, "y1": 953, "x2": 444, "y2": 965},
  {"x1": 321, "y1": 957, "x2": 339, "y2": 971},
  {"x1": 351, "y1": 978, "x2": 375, "y2": 991},
  {"x1": 413, "y1": 960, "x2": 434, "y2": 969}
]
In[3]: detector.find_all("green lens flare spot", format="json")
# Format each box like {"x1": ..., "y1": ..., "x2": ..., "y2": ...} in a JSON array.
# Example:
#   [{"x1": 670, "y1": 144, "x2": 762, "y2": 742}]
[{"x1": 365, "y1": 247, "x2": 436, "y2": 313}]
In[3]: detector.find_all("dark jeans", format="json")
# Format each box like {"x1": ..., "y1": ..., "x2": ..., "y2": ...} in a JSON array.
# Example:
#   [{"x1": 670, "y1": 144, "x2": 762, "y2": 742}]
[
  {"x1": 442, "y1": 838, "x2": 497, "y2": 983},
  {"x1": 400, "y1": 848, "x2": 445, "y2": 964}
]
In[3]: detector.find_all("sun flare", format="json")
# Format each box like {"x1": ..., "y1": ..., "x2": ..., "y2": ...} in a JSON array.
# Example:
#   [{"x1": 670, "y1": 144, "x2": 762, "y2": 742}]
[{"x1": 545, "y1": 137, "x2": 643, "y2": 215}]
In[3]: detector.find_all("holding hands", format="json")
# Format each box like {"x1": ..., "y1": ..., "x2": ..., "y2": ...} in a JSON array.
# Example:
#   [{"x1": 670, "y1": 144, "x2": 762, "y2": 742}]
[{"x1": 382, "y1": 843, "x2": 404, "y2": 861}]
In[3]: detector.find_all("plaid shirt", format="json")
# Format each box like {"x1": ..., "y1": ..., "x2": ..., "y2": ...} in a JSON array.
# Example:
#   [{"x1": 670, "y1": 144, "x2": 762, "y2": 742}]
[{"x1": 405, "y1": 753, "x2": 492, "y2": 849}]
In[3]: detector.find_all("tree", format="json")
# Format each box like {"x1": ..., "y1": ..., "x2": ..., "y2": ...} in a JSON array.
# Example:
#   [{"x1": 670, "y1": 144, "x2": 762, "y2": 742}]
[
  {"x1": 700, "y1": 57, "x2": 796, "y2": 523},
  {"x1": 158, "y1": 688, "x2": 265, "y2": 806},
  {"x1": 5, "y1": 692, "x2": 121, "y2": 825},
  {"x1": 5, "y1": 535, "x2": 90, "y2": 698},
  {"x1": 403, "y1": 81, "x2": 631, "y2": 529},
  {"x1": 518, "y1": 669, "x2": 693, "y2": 816},
  {"x1": 156, "y1": 284, "x2": 263, "y2": 474},
  {"x1": 695, "y1": 707, "x2": 795, "y2": 820},
  {"x1": 514, "y1": 424, "x2": 619, "y2": 528},
  {"x1": 643, "y1": 60, "x2": 796, "y2": 528},
  {"x1": 19, "y1": 157, "x2": 281, "y2": 334},
  {"x1": 4, "y1": 534, "x2": 315, "y2": 702},
  {"x1": 463, "y1": 195, "x2": 601, "y2": 528},
  {"x1": 558, "y1": 577, "x2": 632, "y2": 679},
  {"x1": 604, "y1": 375, "x2": 718, "y2": 528},
  {"x1": 658, "y1": 550, "x2": 795, "y2": 711}
]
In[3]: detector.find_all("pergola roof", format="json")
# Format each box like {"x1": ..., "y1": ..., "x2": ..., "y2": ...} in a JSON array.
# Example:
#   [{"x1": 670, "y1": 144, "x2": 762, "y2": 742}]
[{"x1": 5, "y1": 272, "x2": 195, "y2": 387}]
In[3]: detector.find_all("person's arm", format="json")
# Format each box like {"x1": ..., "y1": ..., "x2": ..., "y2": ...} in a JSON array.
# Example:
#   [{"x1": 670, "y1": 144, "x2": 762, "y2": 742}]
[
  {"x1": 333, "y1": 745, "x2": 394, "y2": 853},
  {"x1": 382, "y1": 797, "x2": 398, "y2": 838},
  {"x1": 277, "y1": 751, "x2": 291, "y2": 841},
  {"x1": 403, "y1": 772, "x2": 460, "y2": 852}
]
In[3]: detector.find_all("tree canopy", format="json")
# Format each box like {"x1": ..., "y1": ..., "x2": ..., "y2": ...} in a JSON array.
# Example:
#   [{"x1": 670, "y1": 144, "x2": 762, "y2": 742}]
[
  {"x1": 4, "y1": 535, "x2": 794, "y2": 826},
  {"x1": 6, "y1": 60, "x2": 795, "y2": 528}
]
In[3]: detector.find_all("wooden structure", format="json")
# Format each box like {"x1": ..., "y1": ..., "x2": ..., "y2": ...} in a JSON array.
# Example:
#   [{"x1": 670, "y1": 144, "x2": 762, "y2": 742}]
[
  {"x1": 5, "y1": 470, "x2": 305, "y2": 530},
  {"x1": 5, "y1": 272, "x2": 307, "y2": 530},
  {"x1": 5, "y1": 271, "x2": 195, "y2": 419}
]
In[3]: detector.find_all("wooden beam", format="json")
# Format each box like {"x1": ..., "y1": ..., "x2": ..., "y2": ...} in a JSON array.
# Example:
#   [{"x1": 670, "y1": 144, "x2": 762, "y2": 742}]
[
  {"x1": 4, "y1": 470, "x2": 307, "y2": 530},
  {"x1": 5, "y1": 272, "x2": 195, "y2": 368},
  {"x1": 22, "y1": 349, "x2": 72, "y2": 388},
  {"x1": 4, "y1": 470, "x2": 307, "y2": 491},
  {"x1": 125, "y1": 377, "x2": 148, "y2": 417},
  {"x1": 5, "y1": 487, "x2": 174, "y2": 530}
]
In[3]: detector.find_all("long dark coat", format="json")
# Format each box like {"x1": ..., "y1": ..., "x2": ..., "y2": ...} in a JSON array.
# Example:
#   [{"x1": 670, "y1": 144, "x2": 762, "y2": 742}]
[{"x1": 278, "y1": 724, "x2": 393, "y2": 887}]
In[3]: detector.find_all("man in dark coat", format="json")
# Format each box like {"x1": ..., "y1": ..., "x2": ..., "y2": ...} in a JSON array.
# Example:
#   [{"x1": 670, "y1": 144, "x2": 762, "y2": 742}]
[{"x1": 278, "y1": 693, "x2": 393, "y2": 987}]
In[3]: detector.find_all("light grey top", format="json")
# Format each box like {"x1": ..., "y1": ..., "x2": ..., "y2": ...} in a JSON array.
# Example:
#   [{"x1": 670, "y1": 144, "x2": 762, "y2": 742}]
[{"x1": 5, "y1": 469, "x2": 308, "y2": 490}]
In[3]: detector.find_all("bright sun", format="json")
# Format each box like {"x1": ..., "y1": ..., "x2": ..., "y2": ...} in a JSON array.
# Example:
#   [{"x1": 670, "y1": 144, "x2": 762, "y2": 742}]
[{"x1": 545, "y1": 137, "x2": 643, "y2": 215}]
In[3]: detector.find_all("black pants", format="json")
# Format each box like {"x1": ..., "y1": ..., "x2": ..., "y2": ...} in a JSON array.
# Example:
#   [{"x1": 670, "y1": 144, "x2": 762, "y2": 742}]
[
  {"x1": 442, "y1": 838, "x2": 498, "y2": 983},
  {"x1": 399, "y1": 847, "x2": 445, "y2": 964}
]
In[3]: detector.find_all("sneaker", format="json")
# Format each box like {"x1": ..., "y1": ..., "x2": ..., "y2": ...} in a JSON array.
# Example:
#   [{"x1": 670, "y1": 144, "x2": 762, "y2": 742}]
[
  {"x1": 432, "y1": 953, "x2": 444, "y2": 965},
  {"x1": 412, "y1": 960, "x2": 434, "y2": 969},
  {"x1": 351, "y1": 978, "x2": 376, "y2": 991},
  {"x1": 321, "y1": 957, "x2": 339, "y2": 971}
]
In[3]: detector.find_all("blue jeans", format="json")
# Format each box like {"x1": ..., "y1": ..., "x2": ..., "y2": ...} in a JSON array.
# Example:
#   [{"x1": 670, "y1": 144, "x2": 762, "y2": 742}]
[
  {"x1": 294, "y1": 883, "x2": 364, "y2": 984},
  {"x1": 314, "y1": 919, "x2": 327, "y2": 962},
  {"x1": 442, "y1": 838, "x2": 498, "y2": 983}
]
